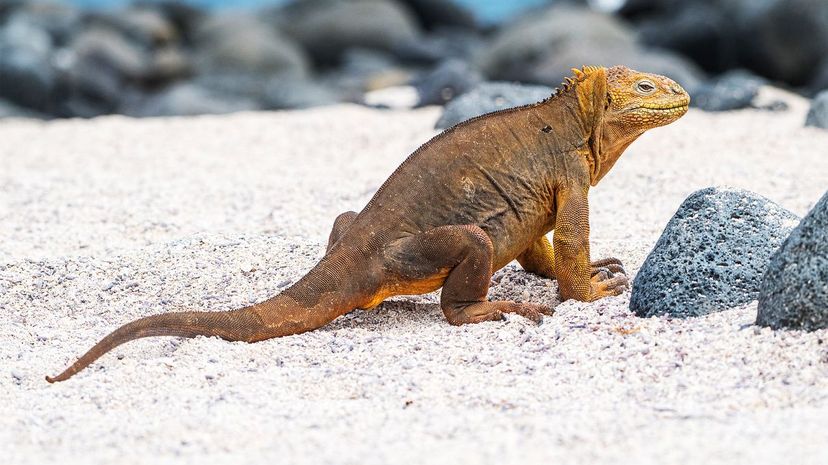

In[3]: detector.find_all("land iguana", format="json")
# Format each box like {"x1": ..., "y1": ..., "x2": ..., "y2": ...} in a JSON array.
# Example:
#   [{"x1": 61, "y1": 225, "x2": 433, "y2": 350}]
[{"x1": 47, "y1": 65, "x2": 689, "y2": 382}]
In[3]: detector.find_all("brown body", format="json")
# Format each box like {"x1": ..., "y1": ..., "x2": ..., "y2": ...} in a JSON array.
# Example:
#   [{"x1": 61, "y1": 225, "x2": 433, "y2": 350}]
[{"x1": 47, "y1": 66, "x2": 689, "y2": 382}]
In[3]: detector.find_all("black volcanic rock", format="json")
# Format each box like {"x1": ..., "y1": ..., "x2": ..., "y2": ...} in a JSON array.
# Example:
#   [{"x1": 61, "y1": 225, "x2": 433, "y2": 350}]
[
  {"x1": 757, "y1": 191, "x2": 828, "y2": 331},
  {"x1": 630, "y1": 187, "x2": 800, "y2": 318}
]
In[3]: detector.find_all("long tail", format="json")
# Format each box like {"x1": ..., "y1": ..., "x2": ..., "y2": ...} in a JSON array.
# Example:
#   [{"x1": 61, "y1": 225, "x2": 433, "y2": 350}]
[{"x1": 46, "y1": 256, "x2": 364, "y2": 383}]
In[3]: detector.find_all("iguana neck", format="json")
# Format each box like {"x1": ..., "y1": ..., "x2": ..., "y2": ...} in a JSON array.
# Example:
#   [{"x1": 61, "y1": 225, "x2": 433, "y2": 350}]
[
  {"x1": 532, "y1": 89, "x2": 595, "y2": 156},
  {"x1": 535, "y1": 67, "x2": 622, "y2": 187},
  {"x1": 590, "y1": 120, "x2": 645, "y2": 185},
  {"x1": 565, "y1": 68, "x2": 645, "y2": 187}
]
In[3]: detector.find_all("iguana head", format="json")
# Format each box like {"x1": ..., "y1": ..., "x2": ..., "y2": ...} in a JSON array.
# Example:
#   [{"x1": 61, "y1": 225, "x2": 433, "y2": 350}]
[
  {"x1": 568, "y1": 65, "x2": 689, "y2": 185},
  {"x1": 602, "y1": 65, "x2": 689, "y2": 128}
]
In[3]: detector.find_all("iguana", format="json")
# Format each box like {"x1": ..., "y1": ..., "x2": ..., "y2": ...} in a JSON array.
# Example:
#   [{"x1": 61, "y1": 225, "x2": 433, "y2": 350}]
[{"x1": 47, "y1": 65, "x2": 689, "y2": 383}]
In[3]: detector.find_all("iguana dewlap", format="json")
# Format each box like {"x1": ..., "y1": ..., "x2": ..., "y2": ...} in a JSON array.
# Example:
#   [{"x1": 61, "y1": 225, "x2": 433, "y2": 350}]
[{"x1": 47, "y1": 65, "x2": 689, "y2": 383}]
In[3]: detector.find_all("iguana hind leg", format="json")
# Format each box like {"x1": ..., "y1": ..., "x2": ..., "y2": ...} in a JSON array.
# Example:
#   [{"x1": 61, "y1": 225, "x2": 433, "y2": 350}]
[
  {"x1": 326, "y1": 210, "x2": 381, "y2": 310},
  {"x1": 385, "y1": 225, "x2": 552, "y2": 325}
]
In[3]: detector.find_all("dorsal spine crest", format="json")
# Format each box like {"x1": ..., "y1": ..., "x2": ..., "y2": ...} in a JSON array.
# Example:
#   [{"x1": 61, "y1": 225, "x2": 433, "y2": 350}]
[{"x1": 543, "y1": 65, "x2": 602, "y2": 104}]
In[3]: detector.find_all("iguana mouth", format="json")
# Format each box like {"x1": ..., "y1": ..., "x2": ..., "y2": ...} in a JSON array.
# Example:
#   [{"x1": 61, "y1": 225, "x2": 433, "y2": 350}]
[{"x1": 637, "y1": 101, "x2": 690, "y2": 111}]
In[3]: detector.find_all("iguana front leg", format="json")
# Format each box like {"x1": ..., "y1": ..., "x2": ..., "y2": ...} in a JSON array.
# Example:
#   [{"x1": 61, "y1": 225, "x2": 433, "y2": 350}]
[
  {"x1": 518, "y1": 236, "x2": 627, "y2": 280},
  {"x1": 517, "y1": 235, "x2": 557, "y2": 278},
  {"x1": 553, "y1": 186, "x2": 628, "y2": 301}
]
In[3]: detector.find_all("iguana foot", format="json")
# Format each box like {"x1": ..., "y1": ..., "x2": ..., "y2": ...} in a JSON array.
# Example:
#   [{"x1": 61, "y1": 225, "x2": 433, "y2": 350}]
[
  {"x1": 445, "y1": 301, "x2": 552, "y2": 325},
  {"x1": 589, "y1": 267, "x2": 629, "y2": 300}
]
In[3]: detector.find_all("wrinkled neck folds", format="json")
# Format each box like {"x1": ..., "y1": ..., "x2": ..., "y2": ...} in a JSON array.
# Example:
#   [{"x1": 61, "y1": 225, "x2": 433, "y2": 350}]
[
  {"x1": 571, "y1": 67, "x2": 643, "y2": 186},
  {"x1": 594, "y1": 118, "x2": 646, "y2": 184},
  {"x1": 532, "y1": 66, "x2": 644, "y2": 186}
]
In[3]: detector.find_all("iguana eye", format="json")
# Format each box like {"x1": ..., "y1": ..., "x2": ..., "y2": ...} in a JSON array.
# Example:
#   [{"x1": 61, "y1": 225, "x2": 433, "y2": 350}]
[{"x1": 636, "y1": 80, "x2": 656, "y2": 94}]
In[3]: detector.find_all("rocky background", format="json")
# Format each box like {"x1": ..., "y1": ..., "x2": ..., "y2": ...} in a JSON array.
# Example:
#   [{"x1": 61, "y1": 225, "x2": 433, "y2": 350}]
[{"x1": 1, "y1": 0, "x2": 828, "y2": 121}]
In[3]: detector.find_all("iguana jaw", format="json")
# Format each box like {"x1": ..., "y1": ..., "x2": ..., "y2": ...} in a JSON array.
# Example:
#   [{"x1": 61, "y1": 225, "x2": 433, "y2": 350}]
[
  {"x1": 636, "y1": 99, "x2": 690, "y2": 111},
  {"x1": 629, "y1": 100, "x2": 689, "y2": 127},
  {"x1": 631, "y1": 100, "x2": 690, "y2": 125}
]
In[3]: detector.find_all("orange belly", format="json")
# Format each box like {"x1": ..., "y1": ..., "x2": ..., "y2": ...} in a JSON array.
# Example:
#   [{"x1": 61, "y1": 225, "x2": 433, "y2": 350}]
[{"x1": 360, "y1": 268, "x2": 450, "y2": 310}]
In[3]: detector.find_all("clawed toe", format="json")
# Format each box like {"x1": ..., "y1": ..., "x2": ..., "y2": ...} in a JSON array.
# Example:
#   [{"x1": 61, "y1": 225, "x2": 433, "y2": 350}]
[
  {"x1": 536, "y1": 305, "x2": 555, "y2": 316},
  {"x1": 446, "y1": 301, "x2": 553, "y2": 325},
  {"x1": 591, "y1": 267, "x2": 610, "y2": 278},
  {"x1": 520, "y1": 303, "x2": 555, "y2": 323},
  {"x1": 590, "y1": 274, "x2": 629, "y2": 299},
  {"x1": 590, "y1": 257, "x2": 623, "y2": 268},
  {"x1": 501, "y1": 302, "x2": 552, "y2": 324},
  {"x1": 514, "y1": 306, "x2": 543, "y2": 324},
  {"x1": 605, "y1": 263, "x2": 625, "y2": 275},
  {"x1": 591, "y1": 257, "x2": 627, "y2": 278}
]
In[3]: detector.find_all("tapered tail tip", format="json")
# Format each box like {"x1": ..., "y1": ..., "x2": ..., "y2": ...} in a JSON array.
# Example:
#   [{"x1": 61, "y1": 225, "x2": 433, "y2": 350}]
[{"x1": 45, "y1": 372, "x2": 68, "y2": 383}]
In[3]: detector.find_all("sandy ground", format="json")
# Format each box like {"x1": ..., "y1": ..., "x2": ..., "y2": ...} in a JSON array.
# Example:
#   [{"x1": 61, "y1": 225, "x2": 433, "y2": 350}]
[{"x1": 2, "y1": 88, "x2": 828, "y2": 465}]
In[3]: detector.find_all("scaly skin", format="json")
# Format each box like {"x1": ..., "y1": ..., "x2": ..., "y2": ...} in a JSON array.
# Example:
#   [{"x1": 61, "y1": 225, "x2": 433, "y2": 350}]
[{"x1": 46, "y1": 65, "x2": 689, "y2": 383}]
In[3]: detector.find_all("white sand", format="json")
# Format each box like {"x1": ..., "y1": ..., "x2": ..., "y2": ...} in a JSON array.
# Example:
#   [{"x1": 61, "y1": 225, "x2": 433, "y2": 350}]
[{"x1": 2, "y1": 88, "x2": 827, "y2": 465}]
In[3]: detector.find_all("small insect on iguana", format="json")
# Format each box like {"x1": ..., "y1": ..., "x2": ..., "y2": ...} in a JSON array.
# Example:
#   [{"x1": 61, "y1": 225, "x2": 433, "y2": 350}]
[{"x1": 47, "y1": 65, "x2": 689, "y2": 382}]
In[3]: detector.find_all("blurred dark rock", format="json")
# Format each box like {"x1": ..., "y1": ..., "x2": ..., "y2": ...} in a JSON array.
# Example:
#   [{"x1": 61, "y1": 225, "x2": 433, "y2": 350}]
[
  {"x1": 0, "y1": 97, "x2": 48, "y2": 119},
  {"x1": 622, "y1": 51, "x2": 705, "y2": 95},
  {"x1": 4, "y1": 0, "x2": 821, "y2": 120},
  {"x1": 193, "y1": 13, "x2": 308, "y2": 77},
  {"x1": 805, "y1": 91, "x2": 828, "y2": 129},
  {"x1": 275, "y1": 0, "x2": 420, "y2": 66},
  {"x1": 809, "y1": 60, "x2": 828, "y2": 97},
  {"x1": 263, "y1": 78, "x2": 341, "y2": 110},
  {"x1": 392, "y1": 27, "x2": 484, "y2": 65},
  {"x1": 0, "y1": 45, "x2": 56, "y2": 111},
  {"x1": 630, "y1": 187, "x2": 799, "y2": 319},
  {"x1": 134, "y1": 1, "x2": 205, "y2": 45},
  {"x1": 479, "y1": 5, "x2": 635, "y2": 83},
  {"x1": 192, "y1": 72, "x2": 272, "y2": 102},
  {"x1": 530, "y1": 43, "x2": 705, "y2": 96},
  {"x1": 636, "y1": 1, "x2": 731, "y2": 73},
  {"x1": 396, "y1": 0, "x2": 476, "y2": 30},
  {"x1": 0, "y1": 2, "x2": 20, "y2": 21},
  {"x1": 85, "y1": 6, "x2": 178, "y2": 48},
  {"x1": 757, "y1": 191, "x2": 828, "y2": 331},
  {"x1": 321, "y1": 48, "x2": 410, "y2": 96},
  {"x1": 414, "y1": 58, "x2": 482, "y2": 107},
  {"x1": 0, "y1": 3, "x2": 195, "y2": 117},
  {"x1": 0, "y1": 5, "x2": 62, "y2": 111},
  {"x1": 120, "y1": 82, "x2": 259, "y2": 117},
  {"x1": 58, "y1": 26, "x2": 153, "y2": 116},
  {"x1": 435, "y1": 82, "x2": 553, "y2": 129},
  {"x1": 617, "y1": 0, "x2": 672, "y2": 18},
  {"x1": 623, "y1": 0, "x2": 828, "y2": 87},
  {"x1": 691, "y1": 70, "x2": 764, "y2": 112},
  {"x1": 70, "y1": 26, "x2": 151, "y2": 79},
  {"x1": 148, "y1": 46, "x2": 191, "y2": 82},
  {"x1": 477, "y1": 4, "x2": 704, "y2": 94},
  {"x1": 189, "y1": 72, "x2": 340, "y2": 110},
  {"x1": 340, "y1": 48, "x2": 398, "y2": 77},
  {"x1": 732, "y1": 0, "x2": 828, "y2": 86},
  {"x1": 2, "y1": 10, "x2": 53, "y2": 54},
  {"x1": 2, "y1": 2, "x2": 80, "y2": 47}
]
